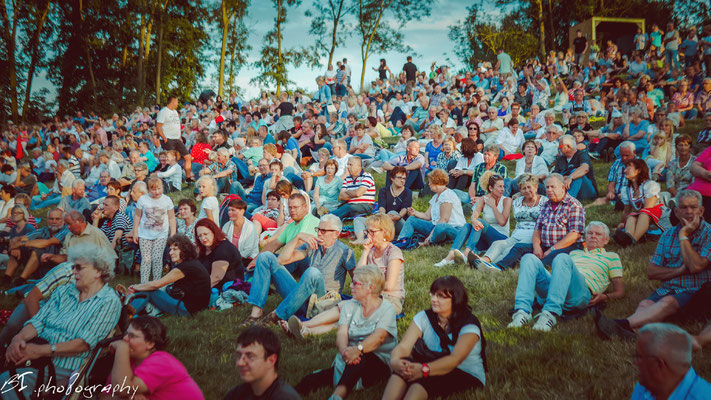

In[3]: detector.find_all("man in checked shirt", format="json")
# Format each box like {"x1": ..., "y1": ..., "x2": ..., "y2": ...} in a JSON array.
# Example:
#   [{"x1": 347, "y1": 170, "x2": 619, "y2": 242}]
[{"x1": 596, "y1": 190, "x2": 711, "y2": 341}]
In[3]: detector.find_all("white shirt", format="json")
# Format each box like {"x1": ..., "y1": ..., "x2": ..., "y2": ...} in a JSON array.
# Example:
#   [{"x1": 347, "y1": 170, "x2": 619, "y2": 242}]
[
  {"x1": 334, "y1": 154, "x2": 352, "y2": 179},
  {"x1": 496, "y1": 127, "x2": 524, "y2": 154},
  {"x1": 430, "y1": 189, "x2": 466, "y2": 227},
  {"x1": 156, "y1": 107, "x2": 181, "y2": 140}
]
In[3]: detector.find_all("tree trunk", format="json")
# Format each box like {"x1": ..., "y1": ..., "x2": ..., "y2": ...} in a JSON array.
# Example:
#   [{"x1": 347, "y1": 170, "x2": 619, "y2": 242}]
[
  {"x1": 155, "y1": 12, "x2": 164, "y2": 104},
  {"x1": 137, "y1": 13, "x2": 146, "y2": 107},
  {"x1": 547, "y1": 0, "x2": 554, "y2": 51},
  {"x1": 219, "y1": 0, "x2": 231, "y2": 98},
  {"x1": 359, "y1": 0, "x2": 390, "y2": 91},
  {"x1": 536, "y1": 0, "x2": 545, "y2": 58},
  {"x1": 78, "y1": 0, "x2": 96, "y2": 102},
  {"x1": 276, "y1": 0, "x2": 283, "y2": 95},
  {"x1": 22, "y1": 0, "x2": 52, "y2": 122},
  {"x1": 0, "y1": 0, "x2": 19, "y2": 120},
  {"x1": 327, "y1": 0, "x2": 345, "y2": 66},
  {"x1": 228, "y1": 13, "x2": 238, "y2": 94}
]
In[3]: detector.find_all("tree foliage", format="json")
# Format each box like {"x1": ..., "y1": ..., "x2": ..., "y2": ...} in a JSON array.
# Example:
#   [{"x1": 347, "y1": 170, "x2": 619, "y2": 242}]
[{"x1": 306, "y1": 0, "x2": 351, "y2": 66}]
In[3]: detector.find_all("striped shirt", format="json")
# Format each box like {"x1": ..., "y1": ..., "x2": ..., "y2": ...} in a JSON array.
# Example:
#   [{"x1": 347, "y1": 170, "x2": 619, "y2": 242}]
[
  {"x1": 607, "y1": 158, "x2": 629, "y2": 196},
  {"x1": 651, "y1": 221, "x2": 711, "y2": 296},
  {"x1": 534, "y1": 194, "x2": 586, "y2": 248},
  {"x1": 341, "y1": 171, "x2": 376, "y2": 205},
  {"x1": 570, "y1": 248, "x2": 623, "y2": 294},
  {"x1": 32, "y1": 262, "x2": 73, "y2": 301},
  {"x1": 26, "y1": 226, "x2": 70, "y2": 254},
  {"x1": 26, "y1": 283, "x2": 121, "y2": 370},
  {"x1": 99, "y1": 211, "x2": 132, "y2": 247}
]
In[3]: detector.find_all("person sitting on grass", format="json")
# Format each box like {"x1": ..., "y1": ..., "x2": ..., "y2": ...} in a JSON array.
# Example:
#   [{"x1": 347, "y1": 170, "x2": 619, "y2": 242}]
[
  {"x1": 313, "y1": 159, "x2": 342, "y2": 216},
  {"x1": 351, "y1": 167, "x2": 412, "y2": 243},
  {"x1": 285, "y1": 215, "x2": 405, "y2": 338},
  {"x1": 382, "y1": 276, "x2": 487, "y2": 399},
  {"x1": 331, "y1": 157, "x2": 376, "y2": 219},
  {"x1": 222, "y1": 199, "x2": 259, "y2": 264},
  {"x1": 223, "y1": 326, "x2": 301, "y2": 400},
  {"x1": 396, "y1": 168, "x2": 466, "y2": 247},
  {"x1": 196, "y1": 175, "x2": 219, "y2": 221},
  {"x1": 295, "y1": 264, "x2": 397, "y2": 399},
  {"x1": 435, "y1": 172, "x2": 511, "y2": 268},
  {"x1": 195, "y1": 218, "x2": 243, "y2": 301},
  {"x1": 613, "y1": 159, "x2": 671, "y2": 247},
  {"x1": 129, "y1": 233, "x2": 211, "y2": 316},
  {"x1": 552, "y1": 134, "x2": 598, "y2": 200},
  {"x1": 595, "y1": 190, "x2": 710, "y2": 341},
  {"x1": 243, "y1": 214, "x2": 355, "y2": 325},
  {"x1": 108, "y1": 316, "x2": 205, "y2": 399},
  {"x1": 459, "y1": 144, "x2": 508, "y2": 204},
  {"x1": 381, "y1": 139, "x2": 425, "y2": 191},
  {"x1": 630, "y1": 323, "x2": 711, "y2": 399},
  {"x1": 586, "y1": 141, "x2": 637, "y2": 210},
  {"x1": 507, "y1": 221, "x2": 625, "y2": 332}
]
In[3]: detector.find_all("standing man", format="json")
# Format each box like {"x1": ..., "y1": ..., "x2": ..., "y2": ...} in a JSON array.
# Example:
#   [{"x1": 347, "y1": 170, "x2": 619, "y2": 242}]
[
  {"x1": 495, "y1": 48, "x2": 513, "y2": 77},
  {"x1": 224, "y1": 326, "x2": 301, "y2": 400},
  {"x1": 343, "y1": 58, "x2": 351, "y2": 86},
  {"x1": 402, "y1": 56, "x2": 417, "y2": 94},
  {"x1": 664, "y1": 22, "x2": 680, "y2": 70},
  {"x1": 573, "y1": 30, "x2": 588, "y2": 66},
  {"x1": 156, "y1": 95, "x2": 193, "y2": 182}
]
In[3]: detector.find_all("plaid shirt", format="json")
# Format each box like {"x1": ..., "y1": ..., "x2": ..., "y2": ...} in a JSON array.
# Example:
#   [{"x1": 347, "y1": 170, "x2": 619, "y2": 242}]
[
  {"x1": 650, "y1": 221, "x2": 711, "y2": 296},
  {"x1": 607, "y1": 158, "x2": 629, "y2": 196},
  {"x1": 208, "y1": 160, "x2": 239, "y2": 183},
  {"x1": 534, "y1": 193, "x2": 586, "y2": 248}
]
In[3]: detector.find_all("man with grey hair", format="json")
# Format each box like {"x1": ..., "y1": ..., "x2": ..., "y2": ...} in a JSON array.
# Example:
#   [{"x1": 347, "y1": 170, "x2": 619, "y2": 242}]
[
  {"x1": 381, "y1": 139, "x2": 425, "y2": 190},
  {"x1": 596, "y1": 190, "x2": 711, "y2": 340},
  {"x1": 587, "y1": 140, "x2": 637, "y2": 210},
  {"x1": 481, "y1": 106, "x2": 504, "y2": 145},
  {"x1": 58, "y1": 179, "x2": 90, "y2": 215},
  {"x1": 31, "y1": 159, "x2": 75, "y2": 210},
  {"x1": 200, "y1": 146, "x2": 240, "y2": 194},
  {"x1": 631, "y1": 323, "x2": 711, "y2": 399},
  {"x1": 508, "y1": 221, "x2": 624, "y2": 332},
  {"x1": 552, "y1": 134, "x2": 598, "y2": 200},
  {"x1": 244, "y1": 214, "x2": 355, "y2": 324}
]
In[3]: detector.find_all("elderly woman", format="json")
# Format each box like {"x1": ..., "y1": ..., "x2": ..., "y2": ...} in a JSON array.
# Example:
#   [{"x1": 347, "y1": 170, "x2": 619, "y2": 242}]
[
  {"x1": 435, "y1": 172, "x2": 511, "y2": 268},
  {"x1": 295, "y1": 264, "x2": 397, "y2": 399},
  {"x1": 396, "y1": 169, "x2": 466, "y2": 246},
  {"x1": 1, "y1": 245, "x2": 121, "y2": 399},
  {"x1": 221, "y1": 198, "x2": 259, "y2": 263},
  {"x1": 129, "y1": 234, "x2": 211, "y2": 316},
  {"x1": 196, "y1": 218, "x2": 243, "y2": 293},
  {"x1": 176, "y1": 198, "x2": 198, "y2": 242},
  {"x1": 666, "y1": 134, "x2": 696, "y2": 198},
  {"x1": 107, "y1": 316, "x2": 204, "y2": 399},
  {"x1": 289, "y1": 215, "x2": 406, "y2": 337},
  {"x1": 382, "y1": 276, "x2": 486, "y2": 399},
  {"x1": 614, "y1": 159, "x2": 671, "y2": 247},
  {"x1": 507, "y1": 139, "x2": 548, "y2": 196},
  {"x1": 473, "y1": 174, "x2": 548, "y2": 270},
  {"x1": 313, "y1": 159, "x2": 342, "y2": 215}
]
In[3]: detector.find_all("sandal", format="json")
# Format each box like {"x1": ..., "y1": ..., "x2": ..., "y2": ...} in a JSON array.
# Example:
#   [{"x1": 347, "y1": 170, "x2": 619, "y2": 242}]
[
  {"x1": 278, "y1": 319, "x2": 293, "y2": 337},
  {"x1": 288, "y1": 315, "x2": 306, "y2": 340},
  {"x1": 239, "y1": 315, "x2": 263, "y2": 328}
]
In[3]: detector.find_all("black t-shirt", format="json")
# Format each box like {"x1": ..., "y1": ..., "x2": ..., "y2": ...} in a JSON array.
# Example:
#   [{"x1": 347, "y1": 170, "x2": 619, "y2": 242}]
[
  {"x1": 573, "y1": 37, "x2": 587, "y2": 54},
  {"x1": 378, "y1": 65, "x2": 388, "y2": 79},
  {"x1": 403, "y1": 62, "x2": 417, "y2": 81},
  {"x1": 277, "y1": 102, "x2": 294, "y2": 117},
  {"x1": 223, "y1": 377, "x2": 301, "y2": 400},
  {"x1": 200, "y1": 240, "x2": 243, "y2": 288},
  {"x1": 173, "y1": 259, "x2": 211, "y2": 314},
  {"x1": 552, "y1": 150, "x2": 598, "y2": 193},
  {"x1": 378, "y1": 186, "x2": 412, "y2": 214}
]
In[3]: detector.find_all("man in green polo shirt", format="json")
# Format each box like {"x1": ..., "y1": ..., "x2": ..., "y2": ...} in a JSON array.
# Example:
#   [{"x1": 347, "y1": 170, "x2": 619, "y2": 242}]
[{"x1": 246, "y1": 192, "x2": 320, "y2": 270}]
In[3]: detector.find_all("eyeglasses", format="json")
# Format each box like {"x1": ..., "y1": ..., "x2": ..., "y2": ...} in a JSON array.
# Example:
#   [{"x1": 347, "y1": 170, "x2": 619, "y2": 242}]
[
  {"x1": 365, "y1": 229, "x2": 381, "y2": 236},
  {"x1": 72, "y1": 263, "x2": 86, "y2": 271},
  {"x1": 351, "y1": 280, "x2": 364, "y2": 287},
  {"x1": 315, "y1": 227, "x2": 338, "y2": 234},
  {"x1": 393, "y1": 176, "x2": 407, "y2": 181}
]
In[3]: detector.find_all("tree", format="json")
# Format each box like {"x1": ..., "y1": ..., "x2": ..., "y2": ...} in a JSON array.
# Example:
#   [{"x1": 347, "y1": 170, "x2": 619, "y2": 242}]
[
  {"x1": 226, "y1": 11, "x2": 250, "y2": 95},
  {"x1": 0, "y1": 0, "x2": 22, "y2": 121},
  {"x1": 306, "y1": 0, "x2": 350, "y2": 66},
  {"x1": 20, "y1": 0, "x2": 53, "y2": 123},
  {"x1": 217, "y1": 0, "x2": 249, "y2": 98},
  {"x1": 252, "y1": 0, "x2": 320, "y2": 95}
]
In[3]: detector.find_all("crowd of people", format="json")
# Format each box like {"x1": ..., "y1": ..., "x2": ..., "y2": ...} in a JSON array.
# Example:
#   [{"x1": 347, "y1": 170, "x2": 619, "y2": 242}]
[{"x1": 0, "y1": 20, "x2": 711, "y2": 399}]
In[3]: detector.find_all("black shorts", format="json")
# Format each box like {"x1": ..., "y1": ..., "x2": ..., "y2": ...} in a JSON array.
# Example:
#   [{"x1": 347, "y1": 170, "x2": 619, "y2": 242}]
[
  {"x1": 161, "y1": 138, "x2": 189, "y2": 157},
  {"x1": 412, "y1": 368, "x2": 483, "y2": 397}
]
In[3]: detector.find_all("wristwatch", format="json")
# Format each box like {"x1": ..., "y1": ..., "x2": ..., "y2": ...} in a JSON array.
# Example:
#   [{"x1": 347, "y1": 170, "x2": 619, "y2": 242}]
[
  {"x1": 50, "y1": 344, "x2": 56, "y2": 357},
  {"x1": 356, "y1": 343, "x2": 364, "y2": 354},
  {"x1": 679, "y1": 236, "x2": 689, "y2": 241},
  {"x1": 421, "y1": 363, "x2": 430, "y2": 378}
]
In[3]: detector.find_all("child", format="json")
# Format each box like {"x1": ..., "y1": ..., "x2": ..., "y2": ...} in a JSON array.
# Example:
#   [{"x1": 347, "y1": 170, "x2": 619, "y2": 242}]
[
  {"x1": 131, "y1": 177, "x2": 176, "y2": 283},
  {"x1": 196, "y1": 175, "x2": 219, "y2": 221},
  {"x1": 646, "y1": 132, "x2": 672, "y2": 181},
  {"x1": 154, "y1": 150, "x2": 183, "y2": 192},
  {"x1": 251, "y1": 190, "x2": 281, "y2": 237},
  {"x1": 572, "y1": 129, "x2": 588, "y2": 151}
]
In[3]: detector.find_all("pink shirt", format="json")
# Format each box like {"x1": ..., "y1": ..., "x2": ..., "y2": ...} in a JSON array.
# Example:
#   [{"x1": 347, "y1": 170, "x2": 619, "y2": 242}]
[
  {"x1": 687, "y1": 146, "x2": 711, "y2": 196},
  {"x1": 133, "y1": 351, "x2": 204, "y2": 400}
]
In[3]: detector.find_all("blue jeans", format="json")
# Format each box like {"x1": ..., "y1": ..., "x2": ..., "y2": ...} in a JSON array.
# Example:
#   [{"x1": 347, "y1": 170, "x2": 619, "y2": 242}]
[
  {"x1": 131, "y1": 288, "x2": 190, "y2": 316},
  {"x1": 665, "y1": 49, "x2": 679, "y2": 69},
  {"x1": 377, "y1": 150, "x2": 405, "y2": 162},
  {"x1": 285, "y1": 172, "x2": 305, "y2": 190},
  {"x1": 567, "y1": 175, "x2": 597, "y2": 200},
  {"x1": 450, "y1": 220, "x2": 507, "y2": 252},
  {"x1": 31, "y1": 193, "x2": 61, "y2": 210},
  {"x1": 397, "y1": 217, "x2": 461, "y2": 244},
  {"x1": 498, "y1": 242, "x2": 583, "y2": 269},
  {"x1": 514, "y1": 253, "x2": 591, "y2": 316},
  {"x1": 232, "y1": 157, "x2": 255, "y2": 185},
  {"x1": 247, "y1": 252, "x2": 326, "y2": 320},
  {"x1": 213, "y1": 177, "x2": 246, "y2": 198},
  {"x1": 330, "y1": 202, "x2": 372, "y2": 219},
  {"x1": 0, "y1": 303, "x2": 30, "y2": 347}
]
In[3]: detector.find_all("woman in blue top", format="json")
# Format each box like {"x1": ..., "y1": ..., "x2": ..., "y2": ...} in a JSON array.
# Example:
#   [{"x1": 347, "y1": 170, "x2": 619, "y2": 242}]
[{"x1": 382, "y1": 276, "x2": 486, "y2": 399}]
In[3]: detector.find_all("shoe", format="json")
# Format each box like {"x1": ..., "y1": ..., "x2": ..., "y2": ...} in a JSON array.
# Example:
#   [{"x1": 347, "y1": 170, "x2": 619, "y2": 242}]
[
  {"x1": 476, "y1": 259, "x2": 502, "y2": 271},
  {"x1": 370, "y1": 166, "x2": 384, "y2": 174},
  {"x1": 434, "y1": 259, "x2": 454, "y2": 268},
  {"x1": 595, "y1": 314, "x2": 637, "y2": 341},
  {"x1": 613, "y1": 229, "x2": 635, "y2": 247},
  {"x1": 288, "y1": 315, "x2": 306, "y2": 340},
  {"x1": 589, "y1": 151, "x2": 600, "y2": 160},
  {"x1": 452, "y1": 250, "x2": 466, "y2": 263},
  {"x1": 308, "y1": 291, "x2": 342, "y2": 318},
  {"x1": 467, "y1": 252, "x2": 479, "y2": 269},
  {"x1": 317, "y1": 206, "x2": 329, "y2": 216},
  {"x1": 9, "y1": 277, "x2": 26, "y2": 289},
  {"x1": 305, "y1": 294, "x2": 318, "y2": 318},
  {"x1": 508, "y1": 310, "x2": 532, "y2": 328},
  {"x1": 532, "y1": 310, "x2": 557, "y2": 332}
]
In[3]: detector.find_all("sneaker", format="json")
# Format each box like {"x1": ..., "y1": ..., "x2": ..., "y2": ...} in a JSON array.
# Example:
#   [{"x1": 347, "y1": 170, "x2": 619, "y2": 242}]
[
  {"x1": 476, "y1": 259, "x2": 502, "y2": 271},
  {"x1": 595, "y1": 314, "x2": 637, "y2": 341},
  {"x1": 305, "y1": 294, "x2": 318, "y2": 319},
  {"x1": 589, "y1": 151, "x2": 600, "y2": 160},
  {"x1": 532, "y1": 310, "x2": 557, "y2": 332},
  {"x1": 434, "y1": 259, "x2": 454, "y2": 268},
  {"x1": 508, "y1": 310, "x2": 532, "y2": 328},
  {"x1": 452, "y1": 250, "x2": 466, "y2": 263},
  {"x1": 370, "y1": 166, "x2": 384, "y2": 174}
]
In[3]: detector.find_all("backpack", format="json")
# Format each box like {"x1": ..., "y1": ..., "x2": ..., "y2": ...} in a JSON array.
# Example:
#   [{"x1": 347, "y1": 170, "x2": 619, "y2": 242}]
[{"x1": 219, "y1": 194, "x2": 242, "y2": 227}]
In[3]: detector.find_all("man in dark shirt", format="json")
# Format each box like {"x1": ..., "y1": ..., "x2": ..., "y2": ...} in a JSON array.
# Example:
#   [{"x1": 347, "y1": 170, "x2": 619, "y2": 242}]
[
  {"x1": 573, "y1": 30, "x2": 588, "y2": 66},
  {"x1": 403, "y1": 56, "x2": 417, "y2": 93},
  {"x1": 552, "y1": 134, "x2": 598, "y2": 200},
  {"x1": 224, "y1": 326, "x2": 300, "y2": 400}
]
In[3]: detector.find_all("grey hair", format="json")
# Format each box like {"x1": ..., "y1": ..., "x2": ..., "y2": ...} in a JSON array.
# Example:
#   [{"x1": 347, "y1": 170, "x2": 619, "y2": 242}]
[
  {"x1": 487, "y1": 106, "x2": 497, "y2": 113},
  {"x1": 619, "y1": 141, "x2": 636, "y2": 152},
  {"x1": 19, "y1": 162, "x2": 31, "y2": 170},
  {"x1": 353, "y1": 264, "x2": 385, "y2": 296},
  {"x1": 406, "y1": 138, "x2": 419, "y2": 146},
  {"x1": 484, "y1": 143, "x2": 500, "y2": 155},
  {"x1": 67, "y1": 244, "x2": 116, "y2": 282},
  {"x1": 72, "y1": 179, "x2": 86, "y2": 188},
  {"x1": 546, "y1": 124, "x2": 560, "y2": 133},
  {"x1": 516, "y1": 173, "x2": 539, "y2": 188},
  {"x1": 90, "y1": 144, "x2": 101, "y2": 151},
  {"x1": 134, "y1": 161, "x2": 148, "y2": 171},
  {"x1": 585, "y1": 221, "x2": 610, "y2": 238},
  {"x1": 217, "y1": 147, "x2": 231, "y2": 157},
  {"x1": 133, "y1": 180, "x2": 148, "y2": 194},
  {"x1": 99, "y1": 150, "x2": 110, "y2": 158},
  {"x1": 674, "y1": 189, "x2": 702, "y2": 207},
  {"x1": 58, "y1": 159, "x2": 69, "y2": 169},
  {"x1": 638, "y1": 323, "x2": 692, "y2": 370},
  {"x1": 320, "y1": 214, "x2": 343, "y2": 233},
  {"x1": 544, "y1": 111, "x2": 555, "y2": 119},
  {"x1": 559, "y1": 134, "x2": 576, "y2": 149},
  {"x1": 544, "y1": 173, "x2": 565, "y2": 186},
  {"x1": 65, "y1": 210, "x2": 86, "y2": 223},
  {"x1": 11, "y1": 204, "x2": 29, "y2": 222}
]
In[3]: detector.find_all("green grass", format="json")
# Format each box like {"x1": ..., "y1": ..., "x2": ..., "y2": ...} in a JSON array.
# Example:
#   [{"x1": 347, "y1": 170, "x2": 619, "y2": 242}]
[{"x1": 2, "y1": 119, "x2": 710, "y2": 399}]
